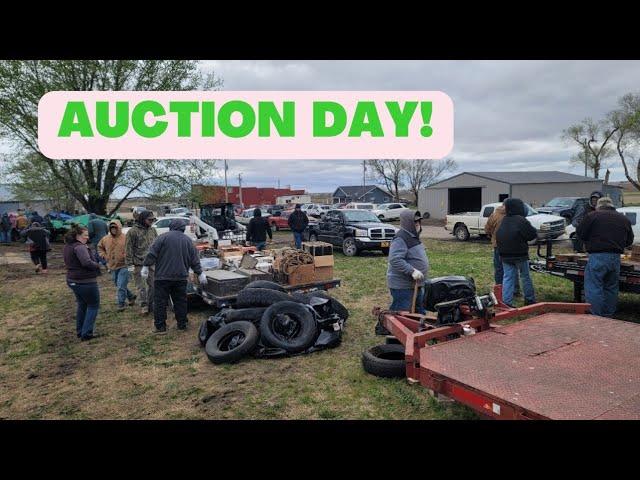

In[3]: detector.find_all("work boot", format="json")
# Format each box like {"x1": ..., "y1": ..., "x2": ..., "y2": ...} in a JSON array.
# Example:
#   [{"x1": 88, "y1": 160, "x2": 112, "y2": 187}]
[
  {"x1": 128, "y1": 295, "x2": 137, "y2": 306},
  {"x1": 153, "y1": 326, "x2": 167, "y2": 335},
  {"x1": 117, "y1": 304, "x2": 126, "y2": 312},
  {"x1": 177, "y1": 322, "x2": 188, "y2": 331},
  {"x1": 35, "y1": 264, "x2": 41, "y2": 273}
]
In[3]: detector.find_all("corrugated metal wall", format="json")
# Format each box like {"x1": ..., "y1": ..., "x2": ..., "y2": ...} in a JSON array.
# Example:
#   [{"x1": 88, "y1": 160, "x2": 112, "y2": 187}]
[{"x1": 512, "y1": 181, "x2": 603, "y2": 208}]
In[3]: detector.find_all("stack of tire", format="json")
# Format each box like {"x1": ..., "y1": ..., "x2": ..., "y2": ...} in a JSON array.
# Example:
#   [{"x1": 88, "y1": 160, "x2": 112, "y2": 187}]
[
  {"x1": 361, "y1": 338, "x2": 406, "y2": 379},
  {"x1": 199, "y1": 280, "x2": 349, "y2": 364}
]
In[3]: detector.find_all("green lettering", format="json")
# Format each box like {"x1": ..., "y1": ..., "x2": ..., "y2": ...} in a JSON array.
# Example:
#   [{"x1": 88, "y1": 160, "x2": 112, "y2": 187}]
[
  {"x1": 313, "y1": 102, "x2": 346, "y2": 137},
  {"x1": 218, "y1": 101, "x2": 255, "y2": 138},
  {"x1": 169, "y1": 101, "x2": 199, "y2": 137},
  {"x1": 95, "y1": 101, "x2": 129, "y2": 138},
  {"x1": 348, "y1": 101, "x2": 383, "y2": 137},
  {"x1": 258, "y1": 101, "x2": 295, "y2": 137},
  {"x1": 201, "y1": 101, "x2": 215, "y2": 137},
  {"x1": 58, "y1": 101, "x2": 93, "y2": 137},
  {"x1": 385, "y1": 101, "x2": 417, "y2": 137},
  {"x1": 131, "y1": 101, "x2": 167, "y2": 138}
]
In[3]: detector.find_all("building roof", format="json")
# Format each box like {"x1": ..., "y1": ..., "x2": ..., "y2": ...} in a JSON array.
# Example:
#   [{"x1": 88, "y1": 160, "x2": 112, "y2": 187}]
[{"x1": 429, "y1": 171, "x2": 603, "y2": 188}]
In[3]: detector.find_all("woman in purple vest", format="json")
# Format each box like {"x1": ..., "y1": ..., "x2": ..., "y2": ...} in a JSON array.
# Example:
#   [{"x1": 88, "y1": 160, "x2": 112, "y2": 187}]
[{"x1": 63, "y1": 225, "x2": 102, "y2": 341}]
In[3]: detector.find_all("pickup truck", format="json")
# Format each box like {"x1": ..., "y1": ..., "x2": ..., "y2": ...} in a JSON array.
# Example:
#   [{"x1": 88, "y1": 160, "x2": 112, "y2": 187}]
[
  {"x1": 445, "y1": 203, "x2": 566, "y2": 242},
  {"x1": 306, "y1": 209, "x2": 398, "y2": 256}
]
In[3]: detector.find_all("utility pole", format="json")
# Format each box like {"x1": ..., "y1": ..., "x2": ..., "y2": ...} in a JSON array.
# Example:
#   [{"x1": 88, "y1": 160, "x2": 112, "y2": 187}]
[
  {"x1": 278, "y1": 178, "x2": 280, "y2": 189},
  {"x1": 238, "y1": 173, "x2": 243, "y2": 207},
  {"x1": 224, "y1": 160, "x2": 229, "y2": 202},
  {"x1": 362, "y1": 160, "x2": 366, "y2": 188}
]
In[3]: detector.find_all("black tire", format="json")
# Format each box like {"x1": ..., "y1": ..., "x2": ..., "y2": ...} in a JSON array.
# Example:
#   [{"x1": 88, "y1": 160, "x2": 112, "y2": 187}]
[
  {"x1": 309, "y1": 233, "x2": 318, "y2": 242},
  {"x1": 378, "y1": 214, "x2": 385, "y2": 220},
  {"x1": 361, "y1": 344, "x2": 406, "y2": 378},
  {"x1": 454, "y1": 225, "x2": 470, "y2": 241},
  {"x1": 224, "y1": 307, "x2": 268, "y2": 324},
  {"x1": 343, "y1": 236, "x2": 358, "y2": 256},
  {"x1": 260, "y1": 301, "x2": 318, "y2": 353},
  {"x1": 423, "y1": 211, "x2": 430, "y2": 219},
  {"x1": 304, "y1": 291, "x2": 349, "y2": 321},
  {"x1": 205, "y1": 321, "x2": 259, "y2": 364},
  {"x1": 198, "y1": 319, "x2": 209, "y2": 347},
  {"x1": 236, "y1": 288, "x2": 292, "y2": 308},
  {"x1": 244, "y1": 280, "x2": 286, "y2": 292}
]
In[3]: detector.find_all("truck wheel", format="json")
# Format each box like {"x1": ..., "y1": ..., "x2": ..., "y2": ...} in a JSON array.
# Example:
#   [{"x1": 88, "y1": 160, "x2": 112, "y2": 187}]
[
  {"x1": 260, "y1": 301, "x2": 318, "y2": 353},
  {"x1": 362, "y1": 344, "x2": 406, "y2": 378},
  {"x1": 205, "y1": 321, "x2": 259, "y2": 364},
  {"x1": 454, "y1": 225, "x2": 470, "y2": 241},
  {"x1": 343, "y1": 237, "x2": 358, "y2": 256},
  {"x1": 309, "y1": 233, "x2": 318, "y2": 242},
  {"x1": 378, "y1": 214, "x2": 385, "y2": 220}
]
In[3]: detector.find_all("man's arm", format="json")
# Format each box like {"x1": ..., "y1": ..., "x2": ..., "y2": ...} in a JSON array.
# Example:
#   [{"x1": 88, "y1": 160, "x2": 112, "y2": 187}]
[
  {"x1": 189, "y1": 243, "x2": 203, "y2": 275},
  {"x1": 266, "y1": 219, "x2": 272, "y2": 240},
  {"x1": 576, "y1": 212, "x2": 594, "y2": 241},
  {"x1": 485, "y1": 212, "x2": 498, "y2": 236},
  {"x1": 388, "y1": 238, "x2": 414, "y2": 277},
  {"x1": 125, "y1": 231, "x2": 135, "y2": 265},
  {"x1": 97, "y1": 236, "x2": 107, "y2": 258},
  {"x1": 626, "y1": 220, "x2": 635, "y2": 247},
  {"x1": 522, "y1": 219, "x2": 538, "y2": 242},
  {"x1": 142, "y1": 237, "x2": 162, "y2": 267}
]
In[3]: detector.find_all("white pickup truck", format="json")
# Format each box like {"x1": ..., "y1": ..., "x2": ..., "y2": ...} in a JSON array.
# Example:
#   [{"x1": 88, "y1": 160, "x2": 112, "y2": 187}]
[{"x1": 445, "y1": 203, "x2": 567, "y2": 241}]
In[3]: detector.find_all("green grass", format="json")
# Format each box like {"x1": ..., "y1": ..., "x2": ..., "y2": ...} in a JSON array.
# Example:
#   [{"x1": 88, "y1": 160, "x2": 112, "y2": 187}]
[{"x1": 0, "y1": 235, "x2": 638, "y2": 419}]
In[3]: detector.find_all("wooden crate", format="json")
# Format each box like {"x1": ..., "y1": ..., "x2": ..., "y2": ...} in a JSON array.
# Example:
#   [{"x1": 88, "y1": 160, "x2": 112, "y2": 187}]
[
  {"x1": 287, "y1": 264, "x2": 315, "y2": 286},
  {"x1": 302, "y1": 241, "x2": 333, "y2": 256}
]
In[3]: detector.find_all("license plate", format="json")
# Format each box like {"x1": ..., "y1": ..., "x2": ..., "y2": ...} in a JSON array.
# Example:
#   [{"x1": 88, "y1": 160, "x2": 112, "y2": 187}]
[{"x1": 381, "y1": 241, "x2": 390, "y2": 247}]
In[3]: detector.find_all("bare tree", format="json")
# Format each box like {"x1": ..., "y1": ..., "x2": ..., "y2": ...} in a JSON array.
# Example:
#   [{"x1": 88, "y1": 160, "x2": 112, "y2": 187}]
[
  {"x1": 404, "y1": 158, "x2": 457, "y2": 204},
  {"x1": 562, "y1": 118, "x2": 617, "y2": 179},
  {"x1": 366, "y1": 159, "x2": 407, "y2": 201},
  {"x1": 608, "y1": 93, "x2": 640, "y2": 191}
]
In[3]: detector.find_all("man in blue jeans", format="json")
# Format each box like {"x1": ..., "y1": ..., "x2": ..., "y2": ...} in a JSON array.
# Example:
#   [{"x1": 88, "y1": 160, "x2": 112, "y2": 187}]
[
  {"x1": 577, "y1": 197, "x2": 634, "y2": 317},
  {"x1": 97, "y1": 220, "x2": 136, "y2": 311},
  {"x1": 287, "y1": 204, "x2": 309, "y2": 249},
  {"x1": 495, "y1": 198, "x2": 538, "y2": 307}
]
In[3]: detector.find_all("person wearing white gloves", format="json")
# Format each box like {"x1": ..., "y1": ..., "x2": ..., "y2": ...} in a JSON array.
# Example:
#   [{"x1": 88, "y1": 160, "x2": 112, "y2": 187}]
[
  {"x1": 386, "y1": 209, "x2": 429, "y2": 314},
  {"x1": 142, "y1": 218, "x2": 204, "y2": 334}
]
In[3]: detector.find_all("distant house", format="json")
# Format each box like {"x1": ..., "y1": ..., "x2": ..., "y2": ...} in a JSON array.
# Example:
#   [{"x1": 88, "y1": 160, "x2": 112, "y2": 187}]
[
  {"x1": 0, "y1": 184, "x2": 52, "y2": 216},
  {"x1": 192, "y1": 185, "x2": 306, "y2": 207},
  {"x1": 332, "y1": 185, "x2": 393, "y2": 205}
]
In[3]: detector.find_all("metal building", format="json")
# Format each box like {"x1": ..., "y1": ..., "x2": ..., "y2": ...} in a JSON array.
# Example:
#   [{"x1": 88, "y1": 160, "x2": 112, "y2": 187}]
[{"x1": 418, "y1": 172, "x2": 605, "y2": 220}]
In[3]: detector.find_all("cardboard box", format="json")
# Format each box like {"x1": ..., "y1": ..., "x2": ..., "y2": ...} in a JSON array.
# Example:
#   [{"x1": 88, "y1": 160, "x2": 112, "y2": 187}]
[
  {"x1": 314, "y1": 265, "x2": 334, "y2": 282},
  {"x1": 287, "y1": 264, "x2": 315, "y2": 286},
  {"x1": 313, "y1": 255, "x2": 334, "y2": 268}
]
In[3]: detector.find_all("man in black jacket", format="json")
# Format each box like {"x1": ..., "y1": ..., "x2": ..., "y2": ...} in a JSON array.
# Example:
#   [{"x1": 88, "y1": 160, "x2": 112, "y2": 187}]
[
  {"x1": 577, "y1": 197, "x2": 634, "y2": 317},
  {"x1": 571, "y1": 191, "x2": 603, "y2": 252},
  {"x1": 143, "y1": 218, "x2": 206, "y2": 333},
  {"x1": 495, "y1": 198, "x2": 538, "y2": 307},
  {"x1": 287, "y1": 204, "x2": 309, "y2": 249},
  {"x1": 246, "y1": 208, "x2": 272, "y2": 251}
]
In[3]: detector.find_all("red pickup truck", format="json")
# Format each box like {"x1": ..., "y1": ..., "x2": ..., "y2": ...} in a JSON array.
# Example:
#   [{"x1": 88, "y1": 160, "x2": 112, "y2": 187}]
[{"x1": 269, "y1": 210, "x2": 293, "y2": 231}]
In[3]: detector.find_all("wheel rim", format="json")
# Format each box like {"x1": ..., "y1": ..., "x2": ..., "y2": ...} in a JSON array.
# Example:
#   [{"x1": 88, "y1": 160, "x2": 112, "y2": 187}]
[
  {"x1": 456, "y1": 228, "x2": 467, "y2": 240},
  {"x1": 270, "y1": 313, "x2": 302, "y2": 340},
  {"x1": 310, "y1": 234, "x2": 317, "y2": 242},
  {"x1": 344, "y1": 239, "x2": 356, "y2": 255},
  {"x1": 218, "y1": 331, "x2": 246, "y2": 351}
]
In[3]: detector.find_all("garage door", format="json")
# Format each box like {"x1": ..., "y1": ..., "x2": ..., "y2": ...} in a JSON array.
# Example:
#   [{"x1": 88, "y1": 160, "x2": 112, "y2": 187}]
[{"x1": 448, "y1": 187, "x2": 481, "y2": 214}]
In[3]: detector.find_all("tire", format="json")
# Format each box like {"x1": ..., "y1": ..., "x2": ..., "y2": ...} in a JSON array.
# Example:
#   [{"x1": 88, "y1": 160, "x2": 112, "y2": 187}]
[
  {"x1": 198, "y1": 319, "x2": 210, "y2": 346},
  {"x1": 223, "y1": 307, "x2": 268, "y2": 324},
  {"x1": 423, "y1": 211, "x2": 430, "y2": 219},
  {"x1": 454, "y1": 225, "x2": 470, "y2": 242},
  {"x1": 309, "y1": 233, "x2": 318, "y2": 242},
  {"x1": 236, "y1": 288, "x2": 292, "y2": 308},
  {"x1": 205, "y1": 321, "x2": 259, "y2": 364},
  {"x1": 260, "y1": 301, "x2": 318, "y2": 353},
  {"x1": 304, "y1": 290, "x2": 349, "y2": 321},
  {"x1": 244, "y1": 280, "x2": 286, "y2": 292},
  {"x1": 361, "y1": 344, "x2": 406, "y2": 378},
  {"x1": 378, "y1": 214, "x2": 385, "y2": 220},
  {"x1": 342, "y1": 237, "x2": 358, "y2": 256}
]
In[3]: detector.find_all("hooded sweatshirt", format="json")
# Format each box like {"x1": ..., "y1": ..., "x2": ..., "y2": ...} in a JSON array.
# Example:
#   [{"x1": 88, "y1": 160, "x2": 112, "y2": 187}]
[
  {"x1": 246, "y1": 208, "x2": 272, "y2": 243},
  {"x1": 142, "y1": 218, "x2": 202, "y2": 281},
  {"x1": 97, "y1": 220, "x2": 127, "y2": 270},
  {"x1": 125, "y1": 210, "x2": 158, "y2": 266},
  {"x1": 484, "y1": 204, "x2": 506, "y2": 248},
  {"x1": 495, "y1": 198, "x2": 537, "y2": 263},
  {"x1": 87, "y1": 213, "x2": 109, "y2": 246},
  {"x1": 24, "y1": 223, "x2": 50, "y2": 251},
  {"x1": 387, "y1": 210, "x2": 429, "y2": 289}
]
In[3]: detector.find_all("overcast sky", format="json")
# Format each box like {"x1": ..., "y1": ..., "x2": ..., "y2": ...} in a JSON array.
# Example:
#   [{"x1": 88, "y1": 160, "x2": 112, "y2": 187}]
[
  {"x1": 198, "y1": 60, "x2": 640, "y2": 192},
  {"x1": 3, "y1": 60, "x2": 640, "y2": 194}
]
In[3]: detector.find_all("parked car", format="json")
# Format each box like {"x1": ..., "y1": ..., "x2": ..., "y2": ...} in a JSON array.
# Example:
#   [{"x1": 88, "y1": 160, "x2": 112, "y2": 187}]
[
  {"x1": 301, "y1": 203, "x2": 324, "y2": 218},
  {"x1": 372, "y1": 202, "x2": 410, "y2": 221},
  {"x1": 122, "y1": 215, "x2": 218, "y2": 241},
  {"x1": 537, "y1": 197, "x2": 589, "y2": 221},
  {"x1": 446, "y1": 203, "x2": 566, "y2": 242},
  {"x1": 566, "y1": 206, "x2": 640, "y2": 244},
  {"x1": 169, "y1": 207, "x2": 192, "y2": 216},
  {"x1": 344, "y1": 202, "x2": 375, "y2": 210},
  {"x1": 269, "y1": 210, "x2": 291, "y2": 231},
  {"x1": 306, "y1": 209, "x2": 398, "y2": 257}
]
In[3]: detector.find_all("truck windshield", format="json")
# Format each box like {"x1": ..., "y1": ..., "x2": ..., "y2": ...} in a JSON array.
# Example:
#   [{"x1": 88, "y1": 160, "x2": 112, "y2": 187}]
[
  {"x1": 343, "y1": 211, "x2": 380, "y2": 222},
  {"x1": 546, "y1": 198, "x2": 575, "y2": 207}
]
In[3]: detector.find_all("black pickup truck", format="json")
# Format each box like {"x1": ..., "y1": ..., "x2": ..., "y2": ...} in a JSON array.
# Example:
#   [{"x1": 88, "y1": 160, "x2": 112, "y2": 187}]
[{"x1": 306, "y1": 209, "x2": 398, "y2": 256}]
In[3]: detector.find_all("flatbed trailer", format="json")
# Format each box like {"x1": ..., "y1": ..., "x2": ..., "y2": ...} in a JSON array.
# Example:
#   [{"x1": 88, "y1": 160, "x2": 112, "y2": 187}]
[
  {"x1": 530, "y1": 239, "x2": 640, "y2": 301},
  {"x1": 374, "y1": 286, "x2": 640, "y2": 419}
]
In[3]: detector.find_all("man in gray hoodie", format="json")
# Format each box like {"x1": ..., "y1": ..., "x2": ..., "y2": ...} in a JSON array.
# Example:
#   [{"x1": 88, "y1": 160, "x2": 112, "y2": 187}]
[
  {"x1": 387, "y1": 210, "x2": 429, "y2": 313},
  {"x1": 143, "y1": 218, "x2": 206, "y2": 334}
]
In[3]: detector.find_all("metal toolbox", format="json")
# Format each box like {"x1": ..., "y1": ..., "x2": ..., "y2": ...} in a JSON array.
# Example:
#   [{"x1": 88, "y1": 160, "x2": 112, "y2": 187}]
[{"x1": 202, "y1": 270, "x2": 250, "y2": 296}]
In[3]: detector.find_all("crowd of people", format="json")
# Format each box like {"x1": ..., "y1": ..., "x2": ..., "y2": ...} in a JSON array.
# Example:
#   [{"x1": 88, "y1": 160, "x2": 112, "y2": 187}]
[{"x1": 1, "y1": 210, "x2": 54, "y2": 273}]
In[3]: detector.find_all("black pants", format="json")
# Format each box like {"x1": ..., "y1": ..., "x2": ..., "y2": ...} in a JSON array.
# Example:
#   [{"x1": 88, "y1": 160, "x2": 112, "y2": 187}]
[
  {"x1": 154, "y1": 279, "x2": 188, "y2": 329},
  {"x1": 30, "y1": 250, "x2": 48, "y2": 270}
]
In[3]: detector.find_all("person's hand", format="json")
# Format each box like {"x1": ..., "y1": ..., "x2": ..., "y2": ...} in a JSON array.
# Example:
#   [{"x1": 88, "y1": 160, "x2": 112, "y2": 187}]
[
  {"x1": 411, "y1": 269, "x2": 424, "y2": 282},
  {"x1": 198, "y1": 272, "x2": 208, "y2": 285},
  {"x1": 127, "y1": 265, "x2": 134, "y2": 273},
  {"x1": 141, "y1": 266, "x2": 149, "y2": 279}
]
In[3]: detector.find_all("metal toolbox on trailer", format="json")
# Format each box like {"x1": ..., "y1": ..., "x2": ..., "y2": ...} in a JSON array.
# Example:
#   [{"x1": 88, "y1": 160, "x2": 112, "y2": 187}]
[{"x1": 201, "y1": 270, "x2": 250, "y2": 297}]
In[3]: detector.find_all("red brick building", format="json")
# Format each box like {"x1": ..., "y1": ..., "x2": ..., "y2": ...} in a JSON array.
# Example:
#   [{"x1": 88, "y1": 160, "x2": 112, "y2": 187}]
[{"x1": 193, "y1": 185, "x2": 306, "y2": 206}]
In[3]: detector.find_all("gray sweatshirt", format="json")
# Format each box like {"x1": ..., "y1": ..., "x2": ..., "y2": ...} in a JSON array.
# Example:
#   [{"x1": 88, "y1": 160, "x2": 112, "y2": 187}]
[
  {"x1": 386, "y1": 210, "x2": 429, "y2": 290},
  {"x1": 143, "y1": 219, "x2": 203, "y2": 281}
]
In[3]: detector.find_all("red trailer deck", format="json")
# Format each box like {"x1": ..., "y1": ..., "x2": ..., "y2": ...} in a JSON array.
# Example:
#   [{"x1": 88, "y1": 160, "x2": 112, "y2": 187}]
[{"x1": 375, "y1": 287, "x2": 640, "y2": 420}]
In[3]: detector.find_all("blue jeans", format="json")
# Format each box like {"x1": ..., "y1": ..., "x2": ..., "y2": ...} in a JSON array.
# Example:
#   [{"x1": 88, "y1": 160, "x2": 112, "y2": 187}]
[
  {"x1": 494, "y1": 248, "x2": 519, "y2": 293},
  {"x1": 293, "y1": 231, "x2": 303, "y2": 249},
  {"x1": 502, "y1": 260, "x2": 535, "y2": 306},
  {"x1": 67, "y1": 281, "x2": 100, "y2": 338},
  {"x1": 255, "y1": 241, "x2": 267, "y2": 251},
  {"x1": 0, "y1": 230, "x2": 10, "y2": 243},
  {"x1": 390, "y1": 287, "x2": 426, "y2": 314},
  {"x1": 111, "y1": 267, "x2": 135, "y2": 306},
  {"x1": 585, "y1": 253, "x2": 620, "y2": 317}
]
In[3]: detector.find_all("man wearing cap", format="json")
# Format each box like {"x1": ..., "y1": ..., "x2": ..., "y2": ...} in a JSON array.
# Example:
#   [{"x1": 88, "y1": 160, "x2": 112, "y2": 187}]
[
  {"x1": 572, "y1": 191, "x2": 603, "y2": 252},
  {"x1": 98, "y1": 219, "x2": 136, "y2": 311},
  {"x1": 125, "y1": 210, "x2": 157, "y2": 315},
  {"x1": 143, "y1": 218, "x2": 206, "y2": 334},
  {"x1": 577, "y1": 196, "x2": 634, "y2": 317},
  {"x1": 386, "y1": 210, "x2": 429, "y2": 313},
  {"x1": 287, "y1": 203, "x2": 309, "y2": 249}
]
